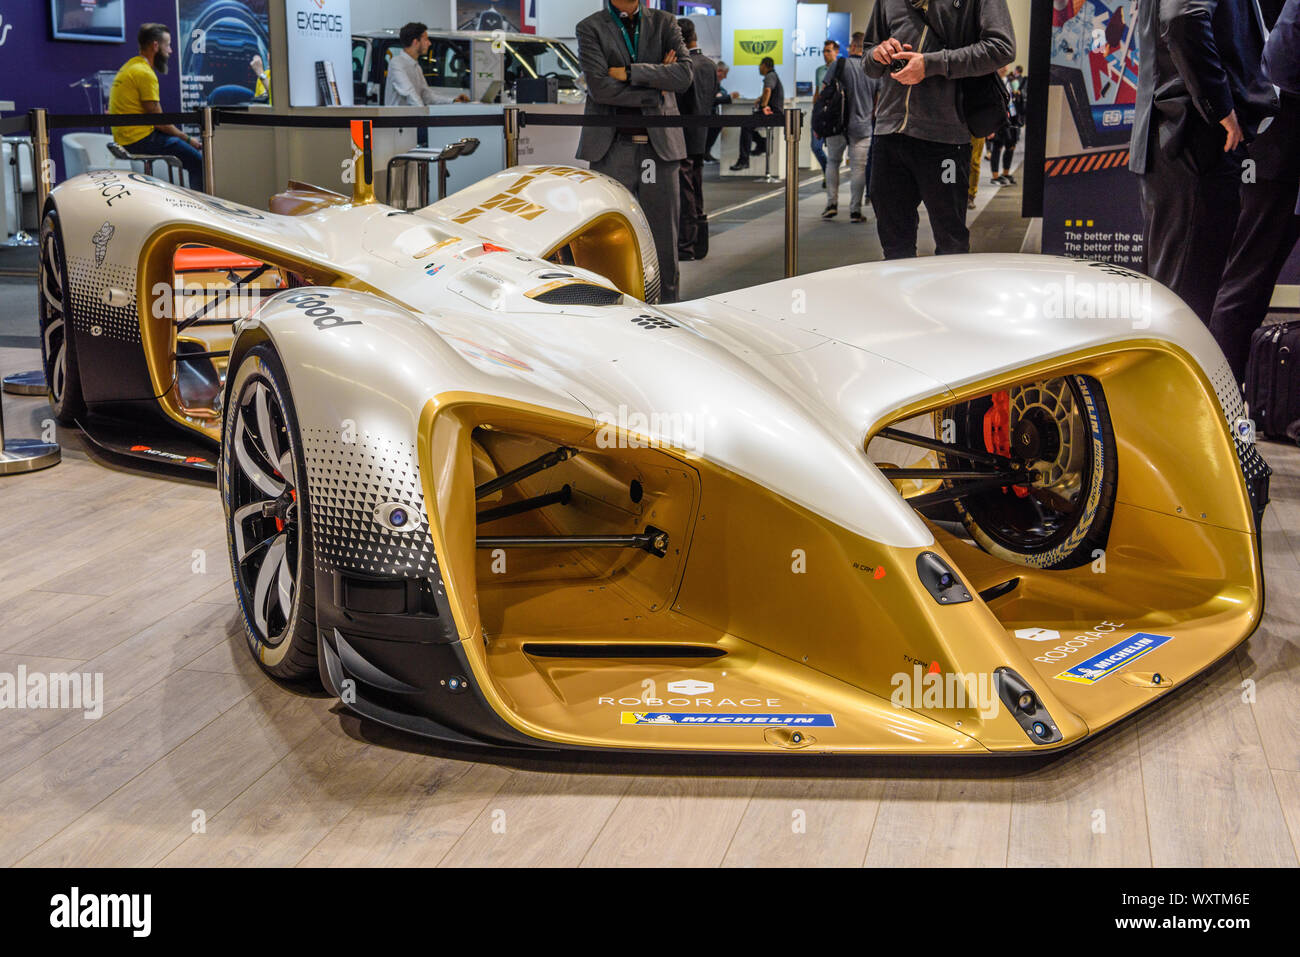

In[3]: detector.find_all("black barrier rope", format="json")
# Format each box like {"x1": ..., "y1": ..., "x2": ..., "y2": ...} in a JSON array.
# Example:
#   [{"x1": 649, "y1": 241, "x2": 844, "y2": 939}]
[
  {"x1": 209, "y1": 110, "x2": 507, "y2": 129},
  {"x1": 520, "y1": 112, "x2": 788, "y2": 129},
  {"x1": 2, "y1": 108, "x2": 793, "y2": 135},
  {"x1": 44, "y1": 111, "x2": 202, "y2": 129}
]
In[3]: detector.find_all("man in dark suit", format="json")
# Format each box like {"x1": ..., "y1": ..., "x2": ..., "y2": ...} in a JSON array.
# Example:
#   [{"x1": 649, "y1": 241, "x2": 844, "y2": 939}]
[
  {"x1": 675, "y1": 18, "x2": 718, "y2": 261},
  {"x1": 1209, "y1": 0, "x2": 1300, "y2": 383},
  {"x1": 576, "y1": 1, "x2": 693, "y2": 302},
  {"x1": 1129, "y1": 0, "x2": 1279, "y2": 324}
]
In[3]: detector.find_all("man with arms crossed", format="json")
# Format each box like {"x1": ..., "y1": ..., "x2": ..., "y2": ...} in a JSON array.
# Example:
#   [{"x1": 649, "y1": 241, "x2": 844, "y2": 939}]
[{"x1": 577, "y1": 1, "x2": 693, "y2": 302}]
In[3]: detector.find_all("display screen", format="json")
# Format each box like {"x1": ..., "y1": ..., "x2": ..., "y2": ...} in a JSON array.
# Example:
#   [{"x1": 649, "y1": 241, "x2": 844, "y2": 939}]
[
  {"x1": 50, "y1": 0, "x2": 126, "y2": 43},
  {"x1": 1049, "y1": 0, "x2": 1138, "y2": 147}
]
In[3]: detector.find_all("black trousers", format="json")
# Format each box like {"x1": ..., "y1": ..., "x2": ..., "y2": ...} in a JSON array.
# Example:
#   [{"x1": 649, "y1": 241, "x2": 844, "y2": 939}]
[
  {"x1": 678, "y1": 153, "x2": 705, "y2": 257},
  {"x1": 1136, "y1": 130, "x2": 1241, "y2": 326},
  {"x1": 869, "y1": 133, "x2": 971, "y2": 258},
  {"x1": 1209, "y1": 176, "x2": 1300, "y2": 382},
  {"x1": 591, "y1": 138, "x2": 681, "y2": 303},
  {"x1": 989, "y1": 125, "x2": 1019, "y2": 172},
  {"x1": 737, "y1": 126, "x2": 771, "y2": 163}
]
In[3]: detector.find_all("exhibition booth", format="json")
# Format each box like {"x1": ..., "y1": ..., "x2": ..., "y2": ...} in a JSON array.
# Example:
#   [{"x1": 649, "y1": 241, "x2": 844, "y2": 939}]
[{"x1": 0, "y1": 0, "x2": 1296, "y2": 892}]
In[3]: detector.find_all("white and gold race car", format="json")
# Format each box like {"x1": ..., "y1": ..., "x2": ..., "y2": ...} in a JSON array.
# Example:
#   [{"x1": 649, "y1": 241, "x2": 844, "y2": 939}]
[{"x1": 36, "y1": 123, "x2": 1270, "y2": 754}]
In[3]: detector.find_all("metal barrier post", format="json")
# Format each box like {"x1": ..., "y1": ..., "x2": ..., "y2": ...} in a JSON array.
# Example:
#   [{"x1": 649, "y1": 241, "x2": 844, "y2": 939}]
[
  {"x1": 503, "y1": 107, "x2": 521, "y2": 168},
  {"x1": 201, "y1": 107, "x2": 215, "y2": 194},
  {"x1": 3, "y1": 109, "x2": 50, "y2": 398},
  {"x1": 784, "y1": 107, "x2": 801, "y2": 278},
  {"x1": 0, "y1": 378, "x2": 60, "y2": 475},
  {"x1": 32, "y1": 108, "x2": 50, "y2": 211}
]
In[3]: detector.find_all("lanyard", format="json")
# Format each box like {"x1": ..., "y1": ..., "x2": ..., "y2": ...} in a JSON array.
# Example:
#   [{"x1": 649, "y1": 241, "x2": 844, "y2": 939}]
[{"x1": 608, "y1": 2, "x2": 640, "y2": 62}]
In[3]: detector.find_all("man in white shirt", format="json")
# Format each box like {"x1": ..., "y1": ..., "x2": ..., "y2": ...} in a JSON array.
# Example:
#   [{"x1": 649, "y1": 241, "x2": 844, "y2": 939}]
[{"x1": 384, "y1": 22, "x2": 470, "y2": 106}]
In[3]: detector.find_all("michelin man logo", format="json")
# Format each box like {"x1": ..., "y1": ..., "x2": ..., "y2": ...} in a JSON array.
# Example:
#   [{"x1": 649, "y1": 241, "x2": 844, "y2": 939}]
[
  {"x1": 1014, "y1": 627, "x2": 1061, "y2": 642},
  {"x1": 91, "y1": 222, "x2": 115, "y2": 267}
]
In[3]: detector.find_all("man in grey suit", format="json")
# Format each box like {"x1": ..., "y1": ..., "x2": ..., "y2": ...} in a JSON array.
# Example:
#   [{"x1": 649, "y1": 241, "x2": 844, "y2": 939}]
[
  {"x1": 576, "y1": 0, "x2": 693, "y2": 302},
  {"x1": 675, "y1": 18, "x2": 718, "y2": 261}
]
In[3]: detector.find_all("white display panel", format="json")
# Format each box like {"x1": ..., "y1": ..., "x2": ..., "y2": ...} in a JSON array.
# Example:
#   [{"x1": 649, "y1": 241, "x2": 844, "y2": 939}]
[{"x1": 285, "y1": 0, "x2": 354, "y2": 107}]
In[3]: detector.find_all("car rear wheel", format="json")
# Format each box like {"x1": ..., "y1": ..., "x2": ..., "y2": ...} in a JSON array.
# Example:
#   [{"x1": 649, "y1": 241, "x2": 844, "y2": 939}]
[
  {"x1": 220, "y1": 343, "x2": 318, "y2": 679},
  {"x1": 38, "y1": 210, "x2": 85, "y2": 425}
]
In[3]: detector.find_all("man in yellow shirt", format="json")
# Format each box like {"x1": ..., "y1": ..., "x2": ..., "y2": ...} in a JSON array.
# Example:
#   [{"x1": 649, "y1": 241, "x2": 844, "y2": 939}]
[{"x1": 109, "y1": 23, "x2": 204, "y2": 191}]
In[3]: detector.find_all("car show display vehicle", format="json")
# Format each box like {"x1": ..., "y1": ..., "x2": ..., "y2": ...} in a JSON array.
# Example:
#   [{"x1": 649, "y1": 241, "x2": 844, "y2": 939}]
[{"x1": 36, "y1": 124, "x2": 1270, "y2": 755}]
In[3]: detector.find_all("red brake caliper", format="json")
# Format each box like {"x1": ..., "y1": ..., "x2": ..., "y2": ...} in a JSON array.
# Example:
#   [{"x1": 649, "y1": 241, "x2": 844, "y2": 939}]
[
  {"x1": 276, "y1": 488, "x2": 296, "y2": 533},
  {"x1": 983, "y1": 391, "x2": 1029, "y2": 497}
]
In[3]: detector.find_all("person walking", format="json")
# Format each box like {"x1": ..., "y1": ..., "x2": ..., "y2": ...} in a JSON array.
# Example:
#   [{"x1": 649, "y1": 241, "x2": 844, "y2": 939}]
[
  {"x1": 822, "y1": 33, "x2": 878, "y2": 222},
  {"x1": 811, "y1": 40, "x2": 840, "y2": 186},
  {"x1": 576, "y1": 0, "x2": 694, "y2": 302}
]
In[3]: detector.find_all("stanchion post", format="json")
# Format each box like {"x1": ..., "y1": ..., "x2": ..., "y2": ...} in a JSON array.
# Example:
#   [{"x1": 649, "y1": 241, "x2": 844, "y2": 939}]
[
  {"x1": 503, "y1": 107, "x2": 520, "y2": 168},
  {"x1": 32, "y1": 108, "x2": 51, "y2": 210},
  {"x1": 784, "y1": 107, "x2": 801, "y2": 278},
  {"x1": 2, "y1": 110, "x2": 51, "y2": 398},
  {"x1": 201, "y1": 107, "x2": 215, "y2": 194}
]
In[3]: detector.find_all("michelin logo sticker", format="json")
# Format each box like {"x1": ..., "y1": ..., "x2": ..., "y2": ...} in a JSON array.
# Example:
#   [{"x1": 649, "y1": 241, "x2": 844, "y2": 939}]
[
  {"x1": 1054, "y1": 632, "x2": 1174, "y2": 685},
  {"x1": 621, "y1": 712, "x2": 835, "y2": 726}
]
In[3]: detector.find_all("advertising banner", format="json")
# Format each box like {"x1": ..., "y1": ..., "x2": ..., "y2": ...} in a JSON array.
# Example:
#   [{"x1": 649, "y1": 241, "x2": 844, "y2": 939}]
[
  {"x1": 1041, "y1": 0, "x2": 1143, "y2": 268},
  {"x1": 285, "y1": 0, "x2": 353, "y2": 107},
  {"x1": 795, "y1": 3, "x2": 828, "y2": 91},
  {"x1": 179, "y1": 0, "x2": 271, "y2": 109},
  {"x1": 733, "y1": 29, "x2": 784, "y2": 67}
]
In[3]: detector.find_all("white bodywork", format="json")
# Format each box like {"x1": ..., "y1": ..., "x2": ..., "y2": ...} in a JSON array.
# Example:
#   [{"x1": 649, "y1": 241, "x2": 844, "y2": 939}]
[{"x1": 51, "y1": 165, "x2": 1236, "y2": 551}]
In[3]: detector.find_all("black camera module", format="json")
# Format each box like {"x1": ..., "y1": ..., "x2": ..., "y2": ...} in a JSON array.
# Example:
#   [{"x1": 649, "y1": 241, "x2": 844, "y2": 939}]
[{"x1": 890, "y1": 57, "x2": 908, "y2": 73}]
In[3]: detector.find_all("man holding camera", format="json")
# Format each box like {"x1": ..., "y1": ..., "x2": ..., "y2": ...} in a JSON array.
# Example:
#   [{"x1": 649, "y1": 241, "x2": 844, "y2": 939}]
[{"x1": 862, "y1": 0, "x2": 1014, "y2": 258}]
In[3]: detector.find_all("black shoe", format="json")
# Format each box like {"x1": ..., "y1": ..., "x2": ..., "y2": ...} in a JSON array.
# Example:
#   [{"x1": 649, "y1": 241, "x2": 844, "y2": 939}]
[
  {"x1": 1003, "y1": 173, "x2": 1017, "y2": 185},
  {"x1": 729, "y1": 160, "x2": 749, "y2": 171},
  {"x1": 704, "y1": 154, "x2": 719, "y2": 163},
  {"x1": 822, "y1": 205, "x2": 838, "y2": 219},
  {"x1": 678, "y1": 251, "x2": 696, "y2": 261},
  {"x1": 850, "y1": 211, "x2": 866, "y2": 223},
  {"x1": 991, "y1": 175, "x2": 1006, "y2": 186}
]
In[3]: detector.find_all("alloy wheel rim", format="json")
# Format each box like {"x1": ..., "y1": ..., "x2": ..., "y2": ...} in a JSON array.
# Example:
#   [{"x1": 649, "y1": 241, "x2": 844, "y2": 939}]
[
  {"x1": 230, "y1": 379, "x2": 299, "y2": 647},
  {"x1": 39, "y1": 223, "x2": 67, "y2": 402}
]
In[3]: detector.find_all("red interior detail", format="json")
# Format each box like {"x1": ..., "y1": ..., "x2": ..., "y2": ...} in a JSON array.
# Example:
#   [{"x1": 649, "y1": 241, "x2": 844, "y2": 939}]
[{"x1": 173, "y1": 244, "x2": 264, "y2": 273}]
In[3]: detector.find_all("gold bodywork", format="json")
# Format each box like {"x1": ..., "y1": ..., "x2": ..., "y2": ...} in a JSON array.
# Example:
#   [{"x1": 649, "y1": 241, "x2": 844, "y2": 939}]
[{"x1": 408, "y1": 333, "x2": 1261, "y2": 754}]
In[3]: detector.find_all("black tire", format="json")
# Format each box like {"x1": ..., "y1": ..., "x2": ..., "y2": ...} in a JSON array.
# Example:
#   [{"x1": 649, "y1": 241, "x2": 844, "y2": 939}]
[
  {"x1": 220, "y1": 343, "x2": 318, "y2": 679},
  {"x1": 938, "y1": 374, "x2": 1118, "y2": 570},
  {"x1": 38, "y1": 209, "x2": 85, "y2": 425}
]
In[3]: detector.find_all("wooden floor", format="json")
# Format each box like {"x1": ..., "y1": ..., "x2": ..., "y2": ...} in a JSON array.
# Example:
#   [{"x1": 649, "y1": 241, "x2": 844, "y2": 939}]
[{"x1": 2, "y1": 340, "x2": 1298, "y2": 868}]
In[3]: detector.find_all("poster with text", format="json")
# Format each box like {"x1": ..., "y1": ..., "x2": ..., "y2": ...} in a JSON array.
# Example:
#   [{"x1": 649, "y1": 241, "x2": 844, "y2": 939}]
[
  {"x1": 285, "y1": 0, "x2": 353, "y2": 107},
  {"x1": 1041, "y1": 0, "x2": 1143, "y2": 268},
  {"x1": 179, "y1": 0, "x2": 271, "y2": 110}
]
